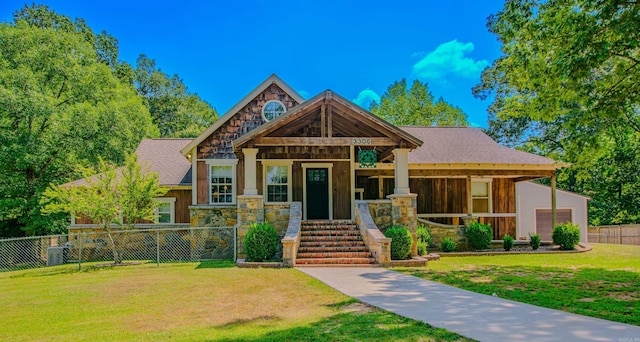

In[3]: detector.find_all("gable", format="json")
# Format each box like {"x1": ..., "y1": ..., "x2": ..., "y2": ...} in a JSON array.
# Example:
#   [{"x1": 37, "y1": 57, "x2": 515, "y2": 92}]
[
  {"x1": 233, "y1": 90, "x2": 423, "y2": 155},
  {"x1": 180, "y1": 74, "x2": 304, "y2": 158}
]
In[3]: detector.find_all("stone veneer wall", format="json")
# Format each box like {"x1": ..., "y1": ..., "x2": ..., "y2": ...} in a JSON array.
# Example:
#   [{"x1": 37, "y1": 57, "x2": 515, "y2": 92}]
[
  {"x1": 264, "y1": 203, "x2": 291, "y2": 237},
  {"x1": 421, "y1": 221, "x2": 468, "y2": 251},
  {"x1": 189, "y1": 206, "x2": 238, "y2": 227},
  {"x1": 236, "y1": 195, "x2": 264, "y2": 259},
  {"x1": 366, "y1": 200, "x2": 392, "y2": 230}
]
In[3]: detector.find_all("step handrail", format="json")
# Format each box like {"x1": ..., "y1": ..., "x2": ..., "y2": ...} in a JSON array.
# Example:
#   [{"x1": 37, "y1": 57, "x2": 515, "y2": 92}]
[
  {"x1": 354, "y1": 200, "x2": 391, "y2": 266},
  {"x1": 281, "y1": 202, "x2": 302, "y2": 267}
]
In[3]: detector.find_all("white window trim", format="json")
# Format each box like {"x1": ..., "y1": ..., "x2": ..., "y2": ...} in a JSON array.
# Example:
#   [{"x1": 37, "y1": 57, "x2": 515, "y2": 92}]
[
  {"x1": 471, "y1": 178, "x2": 493, "y2": 214},
  {"x1": 205, "y1": 159, "x2": 238, "y2": 205},
  {"x1": 155, "y1": 197, "x2": 176, "y2": 224},
  {"x1": 262, "y1": 100, "x2": 286, "y2": 122},
  {"x1": 263, "y1": 160, "x2": 293, "y2": 204}
]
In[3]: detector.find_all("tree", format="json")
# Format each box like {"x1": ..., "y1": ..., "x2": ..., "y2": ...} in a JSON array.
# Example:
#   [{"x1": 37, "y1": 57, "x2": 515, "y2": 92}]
[
  {"x1": 0, "y1": 22, "x2": 158, "y2": 237},
  {"x1": 370, "y1": 79, "x2": 467, "y2": 126},
  {"x1": 473, "y1": 0, "x2": 640, "y2": 139},
  {"x1": 41, "y1": 153, "x2": 167, "y2": 264},
  {"x1": 134, "y1": 55, "x2": 218, "y2": 137},
  {"x1": 476, "y1": 0, "x2": 640, "y2": 225}
]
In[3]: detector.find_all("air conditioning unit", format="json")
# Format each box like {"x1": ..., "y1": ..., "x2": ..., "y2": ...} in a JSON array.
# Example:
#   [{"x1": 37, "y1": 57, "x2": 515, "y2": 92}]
[{"x1": 47, "y1": 246, "x2": 68, "y2": 266}]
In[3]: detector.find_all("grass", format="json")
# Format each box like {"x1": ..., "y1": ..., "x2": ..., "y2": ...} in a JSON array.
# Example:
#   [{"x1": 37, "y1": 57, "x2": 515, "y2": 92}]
[
  {"x1": 398, "y1": 243, "x2": 640, "y2": 326},
  {"x1": 0, "y1": 260, "x2": 470, "y2": 341}
]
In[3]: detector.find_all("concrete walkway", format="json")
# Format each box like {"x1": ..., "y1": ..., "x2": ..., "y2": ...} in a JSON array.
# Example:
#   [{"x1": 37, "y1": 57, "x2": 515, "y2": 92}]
[{"x1": 298, "y1": 267, "x2": 640, "y2": 342}]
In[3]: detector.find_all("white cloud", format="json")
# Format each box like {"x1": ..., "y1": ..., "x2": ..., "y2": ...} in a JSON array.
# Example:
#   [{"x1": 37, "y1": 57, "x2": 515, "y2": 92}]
[
  {"x1": 412, "y1": 40, "x2": 488, "y2": 80},
  {"x1": 352, "y1": 88, "x2": 381, "y2": 109}
]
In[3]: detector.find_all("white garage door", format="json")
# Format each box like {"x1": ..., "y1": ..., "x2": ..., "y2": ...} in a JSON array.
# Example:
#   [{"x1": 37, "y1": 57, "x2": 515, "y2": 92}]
[{"x1": 535, "y1": 209, "x2": 572, "y2": 241}]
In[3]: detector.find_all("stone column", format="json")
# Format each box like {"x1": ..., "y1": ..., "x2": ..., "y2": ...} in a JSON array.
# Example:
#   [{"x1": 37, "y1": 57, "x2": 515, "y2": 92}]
[
  {"x1": 388, "y1": 193, "x2": 418, "y2": 256},
  {"x1": 393, "y1": 148, "x2": 410, "y2": 195},
  {"x1": 236, "y1": 195, "x2": 264, "y2": 259},
  {"x1": 243, "y1": 148, "x2": 259, "y2": 195}
]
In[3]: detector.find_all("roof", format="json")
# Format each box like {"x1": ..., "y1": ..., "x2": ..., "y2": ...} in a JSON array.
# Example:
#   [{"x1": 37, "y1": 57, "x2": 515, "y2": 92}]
[
  {"x1": 401, "y1": 127, "x2": 563, "y2": 167},
  {"x1": 520, "y1": 181, "x2": 591, "y2": 200},
  {"x1": 233, "y1": 90, "x2": 423, "y2": 151},
  {"x1": 180, "y1": 74, "x2": 305, "y2": 156},
  {"x1": 66, "y1": 138, "x2": 192, "y2": 188},
  {"x1": 136, "y1": 138, "x2": 192, "y2": 186}
]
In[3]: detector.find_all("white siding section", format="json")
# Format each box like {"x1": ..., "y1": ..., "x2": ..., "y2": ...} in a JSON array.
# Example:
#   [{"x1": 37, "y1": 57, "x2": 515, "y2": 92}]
[{"x1": 516, "y1": 182, "x2": 589, "y2": 243}]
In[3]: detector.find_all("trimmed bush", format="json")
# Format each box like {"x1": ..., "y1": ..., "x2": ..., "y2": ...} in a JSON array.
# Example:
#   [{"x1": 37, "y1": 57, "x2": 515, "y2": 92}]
[
  {"x1": 552, "y1": 223, "x2": 580, "y2": 250},
  {"x1": 440, "y1": 237, "x2": 457, "y2": 252},
  {"x1": 529, "y1": 233, "x2": 541, "y2": 250},
  {"x1": 503, "y1": 234, "x2": 514, "y2": 251},
  {"x1": 244, "y1": 222, "x2": 279, "y2": 262},
  {"x1": 417, "y1": 242, "x2": 427, "y2": 256},
  {"x1": 466, "y1": 222, "x2": 493, "y2": 251},
  {"x1": 384, "y1": 225, "x2": 412, "y2": 260},
  {"x1": 416, "y1": 224, "x2": 432, "y2": 245}
]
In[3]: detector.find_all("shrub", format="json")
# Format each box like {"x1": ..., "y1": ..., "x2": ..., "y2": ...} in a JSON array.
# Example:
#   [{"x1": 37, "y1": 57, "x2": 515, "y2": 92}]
[
  {"x1": 440, "y1": 237, "x2": 457, "y2": 252},
  {"x1": 417, "y1": 242, "x2": 427, "y2": 256},
  {"x1": 503, "y1": 234, "x2": 514, "y2": 251},
  {"x1": 244, "y1": 222, "x2": 279, "y2": 262},
  {"x1": 384, "y1": 225, "x2": 412, "y2": 260},
  {"x1": 552, "y1": 223, "x2": 580, "y2": 250},
  {"x1": 465, "y1": 222, "x2": 493, "y2": 251},
  {"x1": 416, "y1": 224, "x2": 432, "y2": 246},
  {"x1": 529, "y1": 233, "x2": 541, "y2": 250}
]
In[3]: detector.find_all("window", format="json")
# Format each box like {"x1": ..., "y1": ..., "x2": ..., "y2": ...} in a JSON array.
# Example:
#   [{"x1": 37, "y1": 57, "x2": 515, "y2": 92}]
[
  {"x1": 263, "y1": 161, "x2": 292, "y2": 203},
  {"x1": 262, "y1": 100, "x2": 286, "y2": 121},
  {"x1": 210, "y1": 165, "x2": 235, "y2": 204},
  {"x1": 155, "y1": 198, "x2": 175, "y2": 224},
  {"x1": 471, "y1": 180, "x2": 492, "y2": 213}
]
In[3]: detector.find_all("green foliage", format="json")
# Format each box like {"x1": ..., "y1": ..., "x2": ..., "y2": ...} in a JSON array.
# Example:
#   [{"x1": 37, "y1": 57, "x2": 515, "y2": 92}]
[
  {"x1": 416, "y1": 224, "x2": 432, "y2": 245},
  {"x1": 244, "y1": 222, "x2": 279, "y2": 262},
  {"x1": 384, "y1": 225, "x2": 412, "y2": 260},
  {"x1": 41, "y1": 153, "x2": 166, "y2": 263},
  {"x1": 503, "y1": 235, "x2": 514, "y2": 251},
  {"x1": 0, "y1": 20, "x2": 157, "y2": 237},
  {"x1": 440, "y1": 237, "x2": 457, "y2": 252},
  {"x1": 465, "y1": 222, "x2": 493, "y2": 251},
  {"x1": 417, "y1": 243, "x2": 427, "y2": 256},
  {"x1": 529, "y1": 233, "x2": 541, "y2": 250},
  {"x1": 552, "y1": 223, "x2": 581, "y2": 250},
  {"x1": 135, "y1": 55, "x2": 218, "y2": 138},
  {"x1": 370, "y1": 79, "x2": 467, "y2": 126}
]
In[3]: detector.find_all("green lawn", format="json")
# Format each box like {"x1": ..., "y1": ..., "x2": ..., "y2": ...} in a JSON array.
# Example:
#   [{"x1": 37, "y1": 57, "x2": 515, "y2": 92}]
[
  {"x1": 0, "y1": 261, "x2": 470, "y2": 341},
  {"x1": 398, "y1": 243, "x2": 640, "y2": 326}
]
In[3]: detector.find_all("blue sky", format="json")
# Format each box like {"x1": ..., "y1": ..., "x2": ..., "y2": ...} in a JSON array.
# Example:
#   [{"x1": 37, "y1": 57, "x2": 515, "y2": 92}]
[{"x1": 1, "y1": 1, "x2": 505, "y2": 127}]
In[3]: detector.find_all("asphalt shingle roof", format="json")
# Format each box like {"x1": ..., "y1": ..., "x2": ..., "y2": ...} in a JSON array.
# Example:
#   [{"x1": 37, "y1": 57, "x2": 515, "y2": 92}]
[
  {"x1": 400, "y1": 127, "x2": 556, "y2": 165},
  {"x1": 136, "y1": 138, "x2": 192, "y2": 186}
]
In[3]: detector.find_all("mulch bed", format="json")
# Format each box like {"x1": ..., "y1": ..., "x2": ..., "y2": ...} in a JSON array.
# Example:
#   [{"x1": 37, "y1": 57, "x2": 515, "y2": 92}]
[{"x1": 437, "y1": 243, "x2": 592, "y2": 257}]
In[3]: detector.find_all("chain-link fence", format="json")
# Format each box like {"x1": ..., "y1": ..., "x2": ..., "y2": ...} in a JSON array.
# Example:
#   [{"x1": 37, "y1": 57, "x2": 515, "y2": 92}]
[{"x1": 0, "y1": 226, "x2": 235, "y2": 272}]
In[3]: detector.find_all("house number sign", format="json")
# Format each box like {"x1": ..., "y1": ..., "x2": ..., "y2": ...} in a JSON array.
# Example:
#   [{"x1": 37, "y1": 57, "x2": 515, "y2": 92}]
[{"x1": 352, "y1": 138, "x2": 372, "y2": 145}]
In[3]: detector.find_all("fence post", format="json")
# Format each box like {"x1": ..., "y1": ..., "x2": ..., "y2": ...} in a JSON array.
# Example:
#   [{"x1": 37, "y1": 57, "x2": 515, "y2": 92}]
[
  {"x1": 78, "y1": 230, "x2": 83, "y2": 271},
  {"x1": 618, "y1": 225, "x2": 622, "y2": 245},
  {"x1": 156, "y1": 228, "x2": 160, "y2": 267}
]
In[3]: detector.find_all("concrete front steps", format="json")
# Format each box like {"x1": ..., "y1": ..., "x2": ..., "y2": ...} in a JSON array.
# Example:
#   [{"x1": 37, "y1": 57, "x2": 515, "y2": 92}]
[{"x1": 296, "y1": 220, "x2": 378, "y2": 267}]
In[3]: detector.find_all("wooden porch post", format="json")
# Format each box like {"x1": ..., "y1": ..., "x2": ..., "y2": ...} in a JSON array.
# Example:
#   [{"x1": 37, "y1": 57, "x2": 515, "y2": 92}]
[
  {"x1": 466, "y1": 176, "x2": 473, "y2": 216},
  {"x1": 551, "y1": 171, "x2": 557, "y2": 230},
  {"x1": 243, "y1": 148, "x2": 259, "y2": 195}
]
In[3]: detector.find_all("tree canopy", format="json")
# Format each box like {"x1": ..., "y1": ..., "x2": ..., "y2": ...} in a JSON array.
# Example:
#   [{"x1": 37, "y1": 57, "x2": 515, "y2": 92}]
[
  {"x1": 370, "y1": 79, "x2": 468, "y2": 126},
  {"x1": 477, "y1": 0, "x2": 640, "y2": 225}
]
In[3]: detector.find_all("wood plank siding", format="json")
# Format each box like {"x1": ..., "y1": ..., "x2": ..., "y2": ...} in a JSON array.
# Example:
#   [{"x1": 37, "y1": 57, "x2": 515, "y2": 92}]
[
  {"x1": 197, "y1": 161, "x2": 208, "y2": 204},
  {"x1": 166, "y1": 190, "x2": 191, "y2": 223}
]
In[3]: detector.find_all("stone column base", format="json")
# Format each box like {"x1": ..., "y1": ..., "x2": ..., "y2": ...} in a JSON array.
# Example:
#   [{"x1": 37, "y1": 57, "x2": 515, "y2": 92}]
[{"x1": 388, "y1": 193, "x2": 418, "y2": 256}]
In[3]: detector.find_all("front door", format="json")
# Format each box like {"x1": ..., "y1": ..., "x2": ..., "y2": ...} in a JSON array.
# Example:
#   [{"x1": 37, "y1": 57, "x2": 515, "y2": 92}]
[{"x1": 306, "y1": 168, "x2": 329, "y2": 219}]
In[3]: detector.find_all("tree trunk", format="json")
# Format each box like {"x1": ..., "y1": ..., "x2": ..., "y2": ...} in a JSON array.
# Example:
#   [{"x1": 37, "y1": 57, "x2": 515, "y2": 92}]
[{"x1": 104, "y1": 221, "x2": 122, "y2": 264}]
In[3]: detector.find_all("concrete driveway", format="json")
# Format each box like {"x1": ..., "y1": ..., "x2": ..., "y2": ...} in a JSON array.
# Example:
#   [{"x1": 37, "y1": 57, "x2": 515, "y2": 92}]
[{"x1": 298, "y1": 267, "x2": 640, "y2": 342}]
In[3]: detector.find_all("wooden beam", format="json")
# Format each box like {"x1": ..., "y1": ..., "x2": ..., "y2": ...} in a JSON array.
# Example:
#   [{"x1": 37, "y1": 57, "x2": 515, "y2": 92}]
[
  {"x1": 327, "y1": 103, "x2": 333, "y2": 138},
  {"x1": 252, "y1": 137, "x2": 399, "y2": 146},
  {"x1": 467, "y1": 176, "x2": 473, "y2": 215},
  {"x1": 408, "y1": 169, "x2": 555, "y2": 177},
  {"x1": 320, "y1": 103, "x2": 326, "y2": 138}
]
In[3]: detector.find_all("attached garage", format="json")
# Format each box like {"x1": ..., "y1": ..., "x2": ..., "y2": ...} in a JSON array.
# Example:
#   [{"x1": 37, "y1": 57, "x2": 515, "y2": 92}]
[
  {"x1": 535, "y1": 208, "x2": 572, "y2": 241},
  {"x1": 516, "y1": 182, "x2": 589, "y2": 243}
]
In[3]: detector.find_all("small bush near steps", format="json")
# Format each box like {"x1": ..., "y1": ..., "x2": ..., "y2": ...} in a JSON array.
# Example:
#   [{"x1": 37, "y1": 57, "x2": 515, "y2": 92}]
[
  {"x1": 529, "y1": 233, "x2": 541, "y2": 250},
  {"x1": 416, "y1": 224, "x2": 432, "y2": 256},
  {"x1": 244, "y1": 222, "x2": 279, "y2": 262},
  {"x1": 384, "y1": 225, "x2": 412, "y2": 260},
  {"x1": 503, "y1": 234, "x2": 514, "y2": 251},
  {"x1": 552, "y1": 223, "x2": 580, "y2": 250},
  {"x1": 440, "y1": 237, "x2": 457, "y2": 252},
  {"x1": 466, "y1": 222, "x2": 493, "y2": 251}
]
